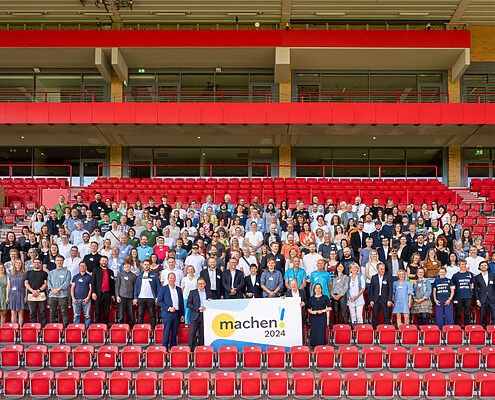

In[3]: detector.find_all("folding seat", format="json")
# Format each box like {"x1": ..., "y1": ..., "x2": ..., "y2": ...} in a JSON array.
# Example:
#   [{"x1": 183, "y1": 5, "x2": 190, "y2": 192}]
[
  {"x1": 19, "y1": 322, "x2": 40, "y2": 345},
  {"x1": 399, "y1": 325, "x2": 420, "y2": 347},
  {"x1": 73, "y1": 345, "x2": 95, "y2": 371},
  {"x1": 169, "y1": 345, "x2": 190, "y2": 371},
  {"x1": 97, "y1": 345, "x2": 119, "y2": 371},
  {"x1": 0, "y1": 344, "x2": 23, "y2": 370},
  {"x1": 266, "y1": 371, "x2": 289, "y2": 399},
  {"x1": 161, "y1": 371, "x2": 184, "y2": 400},
  {"x1": 370, "y1": 371, "x2": 394, "y2": 400},
  {"x1": 55, "y1": 370, "x2": 80, "y2": 399},
  {"x1": 482, "y1": 346, "x2": 495, "y2": 371},
  {"x1": 421, "y1": 325, "x2": 441, "y2": 346},
  {"x1": 353, "y1": 324, "x2": 374, "y2": 346},
  {"x1": 42, "y1": 322, "x2": 64, "y2": 345},
  {"x1": 423, "y1": 372, "x2": 448, "y2": 400},
  {"x1": 145, "y1": 345, "x2": 167, "y2": 371},
  {"x1": 87, "y1": 323, "x2": 108, "y2": 345},
  {"x1": 362, "y1": 345, "x2": 383, "y2": 371},
  {"x1": 135, "y1": 371, "x2": 158, "y2": 399},
  {"x1": 475, "y1": 372, "x2": 495, "y2": 400},
  {"x1": 49, "y1": 344, "x2": 72, "y2": 370},
  {"x1": 443, "y1": 325, "x2": 464, "y2": 347},
  {"x1": 449, "y1": 372, "x2": 474, "y2": 400},
  {"x1": 218, "y1": 345, "x2": 238, "y2": 371},
  {"x1": 319, "y1": 371, "x2": 342, "y2": 400},
  {"x1": 266, "y1": 345, "x2": 286, "y2": 370},
  {"x1": 31, "y1": 370, "x2": 55, "y2": 399},
  {"x1": 332, "y1": 324, "x2": 352, "y2": 345},
  {"x1": 465, "y1": 325, "x2": 486, "y2": 347},
  {"x1": 242, "y1": 345, "x2": 263, "y2": 370},
  {"x1": 457, "y1": 346, "x2": 481, "y2": 372},
  {"x1": 193, "y1": 345, "x2": 215, "y2": 370},
  {"x1": 188, "y1": 371, "x2": 210, "y2": 399},
  {"x1": 214, "y1": 371, "x2": 237, "y2": 400},
  {"x1": 25, "y1": 344, "x2": 47, "y2": 370},
  {"x1": 109, "y1": 323, "x2": 129, "y2": 346},
  {"x1": 338, "y1": 345, "x2": 359, "y2": 371},
  {"x1": 0, "y1": 322, "x2": 19, "y2": 344},
  {"x1": 121, "y1": 345, "x2": 143, "y2": 371},
  {"x1": 131, "y1": 324, "x2": 152, "y2": 345},
  {"x1": 314, "y1": 345, "x2": 335, "y2": 370},
  {"x1": 82, "y1": 371, "x2": 107, "y2": 399},
  {"x1": 410, "y1": 346, "x2": 432, "y2": 372},
  {"x1": 433, "y1": 346, "x2": 456, "y2": 372},
  {"x1": 345, "y1": 371, "x2": 368, "y2": 400},
  {"x1": 289, "y1": 345, "x2": 310, "y2": 370},
  {"x1": 154, "y1": 324, "x2": 163, "y2": 345},
  {"x1": 108, "y1": 371, "x2": 132, "y2": 399},
  {"x1": 396, "y1": 371, "x2": 421, "y2": 400},
  {"x1": 65, "y1": 323, "x2": 86, "y2": 346},
  {"x1": 178, "y1": 324, "x2": 190, "y2": 345},
  {"x1": 376, "y1": 324, "x2": 397, "y2": 346},
  {"x1": 292, "y1": 371, "x2": 315, "y2": 399},
  {"x1": 4, "y1": 370, "x2": 29, "y2": 399},
  {"x1": 385, "y1": 346, "x2": 408, "y2": 371},
  {"x1": 240, "y1": 371, "x2": 262, "y2": 399}
]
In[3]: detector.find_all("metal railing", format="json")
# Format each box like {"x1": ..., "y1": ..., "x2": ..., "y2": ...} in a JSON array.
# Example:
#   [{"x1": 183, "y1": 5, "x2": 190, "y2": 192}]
[
  {"x1": 0, "y1": 91, "x2": 96, "y2": 102},
  {"x1": 0, "y1": 164, "x2": 73, "y2": 186},
  {"x1": 475, "y1": 93, "x2": 495, "y2": 103},
  {"x1": 463, "y1": 165, "x2": 495, "y2": 187},
  {"x1": 123, "y1": 91, "x2": 273, "y2": 103},
  {"x1": 299, "y1": 91, "x2": 450, "y2": 103}
]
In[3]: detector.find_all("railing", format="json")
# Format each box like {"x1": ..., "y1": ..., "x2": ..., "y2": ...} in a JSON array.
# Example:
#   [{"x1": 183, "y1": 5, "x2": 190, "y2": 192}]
[
  {"x1": 299, "y1": 91, "x2": 449, "y2": 103},
  {"x1": 97, "y1": 164, "x2": 438, "y2": 179},
  {"x1": 123, "y1": 91, "x2": 273, "y2": 103},
  {"x1": 0, "y1": 91, "x2": 96, "y2": 102},
  {"x1": 475, "y1": 92, "x2": 495, "y2": 103},
  {"x1": 0, "y1": 164, "x2": 73, "y2": 186},
  {"x1": 463, "y1": 165, "x2": 495, "y2": 187}
]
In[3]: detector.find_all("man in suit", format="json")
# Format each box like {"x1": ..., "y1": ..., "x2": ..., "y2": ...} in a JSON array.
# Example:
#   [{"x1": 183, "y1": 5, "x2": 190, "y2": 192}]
[
  {"x1": 157, "y1": 272, "x2": 184, "y2": 349},
  {"x1": 133, "y1": 259, "x2": 160, "y2": 329},
  {"x1": 285, "y1": 278, "x2": 307, "y2": 331},
  {"x1": 377, "y1": 237, "x2": 391, "y2": 263},
  {"x1": 350, "y1": 221, "x2": 369, "y2": 255},
  {"x1": 244, "y1": 264, "x2": 261, "y2": 298},
  {"x1": 369, "y1": 263, "x2": 393, "y2": 329},
  {"x1": 222, "y1": 259, "x2": 244, "y2": 299},
  {"x1": 474, "y1": 261, "x2": 495, "y2": 328},
  {"x1": 200, "y1": 257, "x2": 223, "y2": 299},
  {"x1": 91, "y1": 256, "x2": 115, "y2": 325},
  {"x1": 371, "y1": 222, "x2": 388, "y2": 249},
  {"x1": 340, "y1": 203, "x2": 359, "y2": 229},
  {"x1": 187, "y1": 277, "x2": 209, "y2": 349}
]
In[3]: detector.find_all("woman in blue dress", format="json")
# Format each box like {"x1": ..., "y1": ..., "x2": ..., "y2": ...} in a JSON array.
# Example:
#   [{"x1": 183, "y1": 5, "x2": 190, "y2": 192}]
[
  {"x1": 307, "y1": 283, "x2": 332, "y2": 347},
  {"x1": 392, "y1": 269, "x2": 413, "y2": 327},
  {"x1": 6, "y1": 259, "x2": 26, "y2": 326}
]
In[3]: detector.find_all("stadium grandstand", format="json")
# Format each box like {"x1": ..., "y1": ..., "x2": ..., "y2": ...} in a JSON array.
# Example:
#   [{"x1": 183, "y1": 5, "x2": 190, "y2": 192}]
[{"x1": 2, "y1": 0, "x2": 495, "y2": 398}]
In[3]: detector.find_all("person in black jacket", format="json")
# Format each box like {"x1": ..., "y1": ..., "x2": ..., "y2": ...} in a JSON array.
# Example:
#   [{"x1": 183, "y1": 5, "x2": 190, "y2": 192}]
[
  {"x1": 285, "y1": 278, "x2": 307, "y2": 331},
  {"x1": 260, "y1": 242, "x2": 286, "y2": 274},
  {"x1": 83, "y1": 242, "x2": 102, "y2": 273},
  {"x1": 222, "y1": 259, "x2": 244, "y2": 299},
  {"x1": 350, "y1": 222, "x2": 369, "y2": 255},
  {"x1": 369, "y1": 263, "x2": 393, "y2": 329},
  {"x1": 187, "y1": 277, "x2": 209, "y2": 349},
  {"x1": 244, "y1": 264, "x2": 261, "y2": 298},
  {"x1": 474, "y1": 261, "x2": 495, "y2": 328},
  {"x1": 90, "y1": 256, "x2": 115, "y2": 325},
  {"x1": 200, "y1": 257, "x2": 223, "y2": 299}
]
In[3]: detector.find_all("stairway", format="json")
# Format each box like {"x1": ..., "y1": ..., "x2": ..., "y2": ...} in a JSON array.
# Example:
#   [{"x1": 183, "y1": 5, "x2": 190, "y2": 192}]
[
  {"x1": 0, "y1": 217, "x2": 31, "y2": 241},
  {"x1": 453, "y1": 188, "x2": 486, "y2": 203}
]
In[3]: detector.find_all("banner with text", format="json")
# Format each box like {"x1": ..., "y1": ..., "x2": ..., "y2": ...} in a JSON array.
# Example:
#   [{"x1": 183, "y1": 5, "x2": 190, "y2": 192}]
[{"x1": 204, "y1": 297, "x2": 302, "y2": 351}]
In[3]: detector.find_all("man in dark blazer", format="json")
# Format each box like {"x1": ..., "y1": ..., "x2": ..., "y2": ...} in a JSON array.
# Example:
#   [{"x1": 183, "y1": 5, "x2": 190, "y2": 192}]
[
  {"x1": 222, "y1": 259, "x2": 244, "y2": 299},
  {"x1": 350, "y1": 221, "x2": 369, "y2": 255},
  {"x1": 285, "y1": 278, "x2": 307, "y2": 331},
  {"x1": 90, "y1": 256, "x2": 115, "y2": 325},
  {"x1": 369, "y1": 263, "x2": 393, "y2": 329},
  {"x1": 200, "y1": 257, "x2": 223, "y2": 299},
  {"x1": 474, "y1": 261, "x2": 495, "y2": 328},
  {"x1": 244, "y1": 264, "x2": 262, "y2": 298},
  {"x1": 157, "y1": 272, "x2": 184, "y2": 349},
  {"x1": 187, "y1": 277, "x2": 209, "y2": 349},
  {"x1": 377, "y1": 237, "x2": 391, "y2": 263}
]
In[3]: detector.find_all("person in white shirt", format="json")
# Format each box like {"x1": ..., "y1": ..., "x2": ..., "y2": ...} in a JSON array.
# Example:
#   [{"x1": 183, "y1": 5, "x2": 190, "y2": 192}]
[
  {"x1": 352, "y1": 196, "x2": 366, "y2": 218},
  {"x1": 281, "y1": 224, "x2": 299, "y2": 244},
  {"x1": 89, "y1": 227, "x2": 104, "y2": 250},
  {"x1": 238, "y1": 246, "x2": 258, "y2": 276},
  {"x1": 181, "y1": 265, "x2": 198, "y2": 324},
  {"x1": 184, "y1": 245, "x2": 205, "y2": 277},
  {"x1": 302, "y1": 242, "x2": 323, "y2": 277},
  {"x1": 362, "y1": 214, "x2": 376, "y2": 235},
  {"x1": 77, "y1": 232, "x2": 92, "y2": 259},
  {"x1": 58, "y1": 234, "x2": 72, "y2": 260},
  {"x1": 63, "y1": 246, "x2": 82, "y2": 278},
  {"x1": 162, "y1": 228, "x2": 176, "y2": 249},
  {"x1": 161, "y1": 257, "x2": 184, "y2": 285},
  {"x1": 466, "y1": 245, "x2": 485, "y2": 276},
  {"x1": 104, "y1": 220, "x2": 122, "y2": 247},
  {"x1": 244, "y1": 221, "x2": 264, "y2": 254},
  {"x1": 109, "y1": 247, "x2": 122, "y2": 276}
]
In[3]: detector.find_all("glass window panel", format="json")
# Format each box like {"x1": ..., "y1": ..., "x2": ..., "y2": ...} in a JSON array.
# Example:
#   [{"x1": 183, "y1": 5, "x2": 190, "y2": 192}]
[
  {"x1": 82, "y1": 74, "x2": 106, "y2": 102},
  {"x1": 464, "y1": 148, "x2": 490, "y2": 160},
  {"x1": 294, "y1": 148, "x2": 331, "y2": 177},
  {"x1": 406, "y1": 148, "x2": 442, "y2": 178},
  {"x1": 465, "y1": 162, "x2": 490, "y2": 178},
  {"x1": 35, "y1": 74, "x2": 82, "y2": 102},
  {"x1": 81, "y1": 147, "x2": 107, "y2": 160},
  {"x1": 202, "y1": 147, "x2": 248, "y2": 177},
  {"x1": 154, "y1": 147, "x2": 200, "y2": 177},
  {"x1": 128, "y1": 147, "x2": 152, "y2": 160},
  {"x1": 463, "y1": 74, "x2": 489, "y2": 102},
  {"x1": 320, "y1": 74, "x2": 369, "y2": 101},
  {"x1": 0, "y1": 146, "x2": 32, "y2": 176},
  {"x1": 370, "y1": 148, "x2": 406, "y2": 177},
  {"x1": 215, "y1": 74, "x2": 249, "y2": 101},
  {"x1": 33, "y1": 147, "x2": 80, "y2": 177},
  {"x1": 157, "y1": 74, "x2": 180, "y2": 84},
  {"x1": 332, "y1": 147, "x2": 369, "y2": 177},
  {"x1": 370, "y1": 74, "x2": 417, "y2": 102},
  {"x1": 249, "y1": 148, "x2": 276, "y2": 177},
  {"x1": 249, "y1": 74, "x2": 274, "y2": 83},
  {"x1": 0, "y1": 74, "x2": 34, "y2": 101},
  {"x1": 418, "y1": 73, "x2": 443, "y2": 84}
]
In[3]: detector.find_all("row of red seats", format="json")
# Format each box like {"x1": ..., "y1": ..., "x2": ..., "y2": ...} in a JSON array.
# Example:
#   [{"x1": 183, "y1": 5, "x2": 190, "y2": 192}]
[{"x1": 3, "y1": 369, "x2": 495, "y2": 400}]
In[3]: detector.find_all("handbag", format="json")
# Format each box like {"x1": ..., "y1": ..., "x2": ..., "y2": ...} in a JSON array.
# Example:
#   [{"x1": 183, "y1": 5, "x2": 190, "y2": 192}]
[{"x1": 27, "y1": 292, "x2": 46, "y2": 302}]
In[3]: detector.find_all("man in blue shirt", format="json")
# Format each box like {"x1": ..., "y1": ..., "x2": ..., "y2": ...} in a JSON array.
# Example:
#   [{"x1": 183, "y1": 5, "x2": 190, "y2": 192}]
[
  {"x1": 47, "y1": 255, "x2": 72, "y2": 327},
  {"x1": 246, "y1": 209, "x2": 264, "y2": 232},
  {"x1": 174, "y1": 239, "x2": 188, "y2": 261},
  {"x1": 137, "y1": 236, "x2": 153, "y2": 261},
  {"x1": 432, "y1": 266, "x2": 455, "y2": 329},
  {"x1": 309, "y1": 259, "x2": 332, "y2": 297},
  {"x1": 201, "y1": 194, "x2": 217, "y2": 215},
  {"x1": 284, "y1": 256, "x2": 307, "y2": 290},
  {"x1": 260, "y1": 259, "x2": 284, "y2": 298},
  {"x1": 71, "y1": 261, "x2": 92, "y2": 328},
  {"x1": 452, "y1": 259, "x2": 474, "y2": 327},
  {"x1": 69, "y1": 220, "x2": 89, "y2": 247},
  {"x1": 116, "y1": 233, "x2": 133, "y2": 262}
]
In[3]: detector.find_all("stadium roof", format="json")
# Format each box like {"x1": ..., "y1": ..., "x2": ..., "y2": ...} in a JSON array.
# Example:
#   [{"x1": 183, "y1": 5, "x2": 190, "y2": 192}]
[{"x1": 0, "y1": 0, "x2": 493, "y2": 26}]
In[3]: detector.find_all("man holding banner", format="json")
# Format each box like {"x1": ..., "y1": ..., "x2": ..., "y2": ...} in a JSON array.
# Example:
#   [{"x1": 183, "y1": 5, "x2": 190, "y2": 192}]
[{"x1": 187, "y1": 277, "x2": 208, "y2": 349}]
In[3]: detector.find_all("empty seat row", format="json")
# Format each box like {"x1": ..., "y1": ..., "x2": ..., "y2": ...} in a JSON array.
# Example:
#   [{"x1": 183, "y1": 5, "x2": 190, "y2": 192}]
[{"x1": 2, "y1": 369, "x2": 495, "y2": 400}]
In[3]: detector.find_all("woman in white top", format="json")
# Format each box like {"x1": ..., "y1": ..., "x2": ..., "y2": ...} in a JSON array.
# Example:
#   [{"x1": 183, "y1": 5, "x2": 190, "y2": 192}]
[
  {"x1": 365, "y1": 250, "x2": 380, "y2": 286},
  {"x1": 238, "y1": 246, "x2": 258, "y2": 276},
  {"x1": 181, "y1": 265, "x2": 198, "y2": 324},
  {"x1": 332, "y1": 225, "x2": 347, "y2": 249},
  {"x1": 100, "y1": 239, "x2": 113, "y2": 258},
  {"x1": 182, "y1": 220, "x2": 198, "y2": 241},
  {"x1": 173, "y1": 202, "x2": 187, "y2": 220},
  {"x1": 118, "y1": 200, "x2": 128, "y2": 215},
  {"x1": 133, "y1": 218, "x2": 145, "y2": 238},
  {"x1": 347, "y1": 263, "x2": 366, "y2": 325},
  {"x1": 133, "y1": 200, "x2": 144, "y2": 219},
  {"x1": 90, "y1": 227, "x2": 104, "y2": 250},
  {"x1": 162, "y1": 228, "x2": 176, "y2": 249},
  {"x1": 445, "y1": 253, "x2": 460, "y2": 280}
]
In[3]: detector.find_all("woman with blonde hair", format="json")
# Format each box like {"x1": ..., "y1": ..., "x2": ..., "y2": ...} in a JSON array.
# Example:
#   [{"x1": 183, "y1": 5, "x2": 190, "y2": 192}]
[
  {"x1": 0, "y1": 264, "x2": 7, "y2": 324},
  {"x1": 257, "y1": 244, "x2": 270, "y2": 265},
  {"x1": 6, "y1": 259, "x2": 26, "y2": 325},
  {"x1": 392, "y1": 269, "x2": 413, "y2": 327},
  {"x1": 125, "y1": 247, "x2": 141, "y2": 276}
]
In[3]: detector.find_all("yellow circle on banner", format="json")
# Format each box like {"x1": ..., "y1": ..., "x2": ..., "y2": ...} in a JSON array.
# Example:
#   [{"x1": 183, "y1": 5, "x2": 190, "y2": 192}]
[
  {"x1": 279, "y1": 322, "x2": 285, "y2": 328},
  {"x1": 212, "y1": 313, "x2": 236, "y2": 337}
]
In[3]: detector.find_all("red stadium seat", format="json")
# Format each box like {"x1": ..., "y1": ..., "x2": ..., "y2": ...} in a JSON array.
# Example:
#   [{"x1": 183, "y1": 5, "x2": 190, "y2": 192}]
[
  {"x1": 193, "y1": 345, "x2": 215, "y2": 371},
  {"x1": 20, "y1": 323, "x2": 41, "y2": 345},
  {"x1": 338, "y1": 345, "x2": 359, "y2": 371},
  {"x1": 108, "y1": 371, "x2": 132, "y2": 399},
  {"x1": 449, "y1": 372, "x2": 474, "y2": 400},
  {"x1": 457, "y1": 346, "x2": 481, "y2": 372},
  {"x1": 240, "y1": 371, "x2": 262, "y2": 399},
  {"x1": 132, "y1": 324, "x2": 152, "y2": 345},
  {"x1": 109, "y1": 323, "x2": 129, "y2": 346},
  {"x1": 266, "y1": 371, "x2": 289, "y2": 399},
  {"x1": 319, "y1": 371, "x2": 342, "y2": 400},
  {"x1": 4, "y1": 370, "x2": 29, "y2": 399},
  {"x1": 31, "y1": 370, "x2": 55, "y2": 399},
  {"x1": 370, "y1": 371, "x2": 394, "y2": 400},
  {"x1": 397, "y1": 371, "x2": 421, "y2": 400},
  {"x1": 443, "y1": 325, "x2": 464, "y2": 347},
  {"x1": 1, "y1": 344, "x2": 23, "y2": 370},
  {"x1": 154, "y1": 324, "x2": 164, "y2": 345},
  {"x1": 121, "y1": 345, "x2": 143, "y2": 371},
  {"x1": 385, "y1": 346, "x2": 408, "y2": 371},
  {"x1": 293, "y1": 371, "x2": 315, "y2": 399},
  {"x1": 178, "y1": 324, "x2": 190, "y2": 345},
  {"x1": 354, "y1": 324, "x2": 374, "y2": 346},
  {"x1": 42, "y1": 323, "x2": 64, "y2": 345},
  {"x1": 242, "y1": 345, "x2": 263, "y2": 370},
  {"x1": 289, "y1": 345, "x2": 311, "y2": 370},
  {"x1": 345, "y1": 371, "x2": 368, "y2": 400},
  {"x1": 55, "y1": 370, "x2": 81, "y2": 399},
  {"x1": 376, "y1": 324, "x2": 397, "y2": 346},
  {"x1": 266, "y1": 346, "x2": 286, "y2": 370},
  {"x1": 475, "y1": 372, "x2": 495, "y2": 400},
  {"x1": 135, "y1": 371, "x2": 159, "y2": 399},
  {"x1": 188, "y1": 371, "x2": 210, "y2": 399},
  {"x1": 145, "y1": 345, "x2": 167, "y2": 371},
  {"x1": 161, "y1": 371, "x2": 184, "y2": 399},
  {"x1": 87, "y1": 324, "x2": 108, "y2": 346},
  {"x1": 423, "y1": 371, "x2": 448, "y2": 400},
  {"x1": 332, "y1": 324, "x2": 352, "y2": 345},
  {"x1": 48, "y1": 344, "x2": 71, "y2": 370},
  {"x1": 314, "y1": 345, "x2": 335, "y2": 370},
  {"x1": 421, "y1": 325, "x2": 441, "y2": 346},
  {"x1": 399, "y1": 325, "x2": 420, "y2": 347},
  {"x1": 465, "y1": 325, "x2": 486, "y2": 347},
  {"x1": 410, "y1": 346, "x2": 433, "y2": 372},
  {"x1": 214, "y1": 371, "x2": 237, "y2": 400},
  {"x1": 73, "y1": 345, "x2": 95, "y2": 371},
  {"x1": 169, "y1": 345, "x2": 190, "y2": 371},
  {"x1": 82, "y1": 371, "x2": 107, "y2": 399},
  {"x1": 65, "y1": 324, "x2": 86, "y2": 346},
  {"x1": 97, "y1": 345, "x2": 119, "y2": 371},
  {"x1": 482, "y1": 346, "x2": 495, "y2": 372},
  {"x1": 433, "y1": 346, "x2": 456, "y2": 372},
  {"x1": 25, "y1": 344, "x2": 47, "y2": 371},
  {"x1": 217, "y1": 345, "x2": 238, "y2": 371},
  {"x1": 362, "y1": 346, "x2": 383, "y2": 371},
  {"x1": 0, "y1": 322, "x2": 19, "y2": 345}
]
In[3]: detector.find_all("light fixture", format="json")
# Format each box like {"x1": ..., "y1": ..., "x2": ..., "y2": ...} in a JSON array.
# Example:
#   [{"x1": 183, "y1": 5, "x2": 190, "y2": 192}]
[
  {"x1": 152, "y1": 12, "x2": 188, "y2": 16},
  {"x1": 226, "y1": 12, "x2": 259, "y2": 16},
  {"x1": 197, "y1": 136, "x2": 201, "y2": 139},
  {"x1": 21, "y1": 136, "x2": 24, "y2": 139},
  {"x1": 82, "y1": 11, "x2": 113, "y2": 16},
  {"x1": 315, "y1": 12, "x2": 346, "y2": 16},
  {"x1": 372, "y1": 136, "x2": 376, "y2": 140},
  {"x1": 398, "y1": 12, "x2": 430, "y2": 16},
  {"x1": 33, "y1": 67, "x2": 40, "y2": 73},
  {"x1": 215, "y1": 67, "x2": 222, "y2": 73},
  {"x1": 138, "y1": 68, "x2": 145, "y2": 73},
  {"x1": 8, "y1": 12, "x2": 46, "y2": 16}
]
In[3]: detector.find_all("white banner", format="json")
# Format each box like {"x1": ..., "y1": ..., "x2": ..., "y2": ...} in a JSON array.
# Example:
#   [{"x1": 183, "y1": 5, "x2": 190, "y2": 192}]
[{"x1": 203, "y1": 297, "x2": 302, "y2": 351}]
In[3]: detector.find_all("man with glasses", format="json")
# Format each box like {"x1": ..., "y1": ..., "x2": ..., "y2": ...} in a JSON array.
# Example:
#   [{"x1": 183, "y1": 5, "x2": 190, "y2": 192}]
[
  {"x1": 187, "y1": 277, "x2": 209, "y2": 349},
  {"x1": 25, "y1": 259, "x2": 48, "y2": 327},
  {"x1": 385, "y1": 247, "x2": 404, "y2": 280}
]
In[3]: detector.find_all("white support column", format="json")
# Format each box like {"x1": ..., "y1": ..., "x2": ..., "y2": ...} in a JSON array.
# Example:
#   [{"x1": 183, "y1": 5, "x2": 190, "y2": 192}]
[
  {"x1": 451, "y1": 48, "x2": 470, "y2": 82},
  {"x1": 111, "y1": 47, "x2": 129, "y2": 84},
  {"x1": 95, "y1": 48, "x2": 112, "y2": 84}
]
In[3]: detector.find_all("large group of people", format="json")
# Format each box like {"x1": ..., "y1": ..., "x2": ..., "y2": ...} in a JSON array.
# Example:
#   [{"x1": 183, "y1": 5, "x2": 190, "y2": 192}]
[{"x1": 0, "y1": 191, "x2": 494, "y2": 349}]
